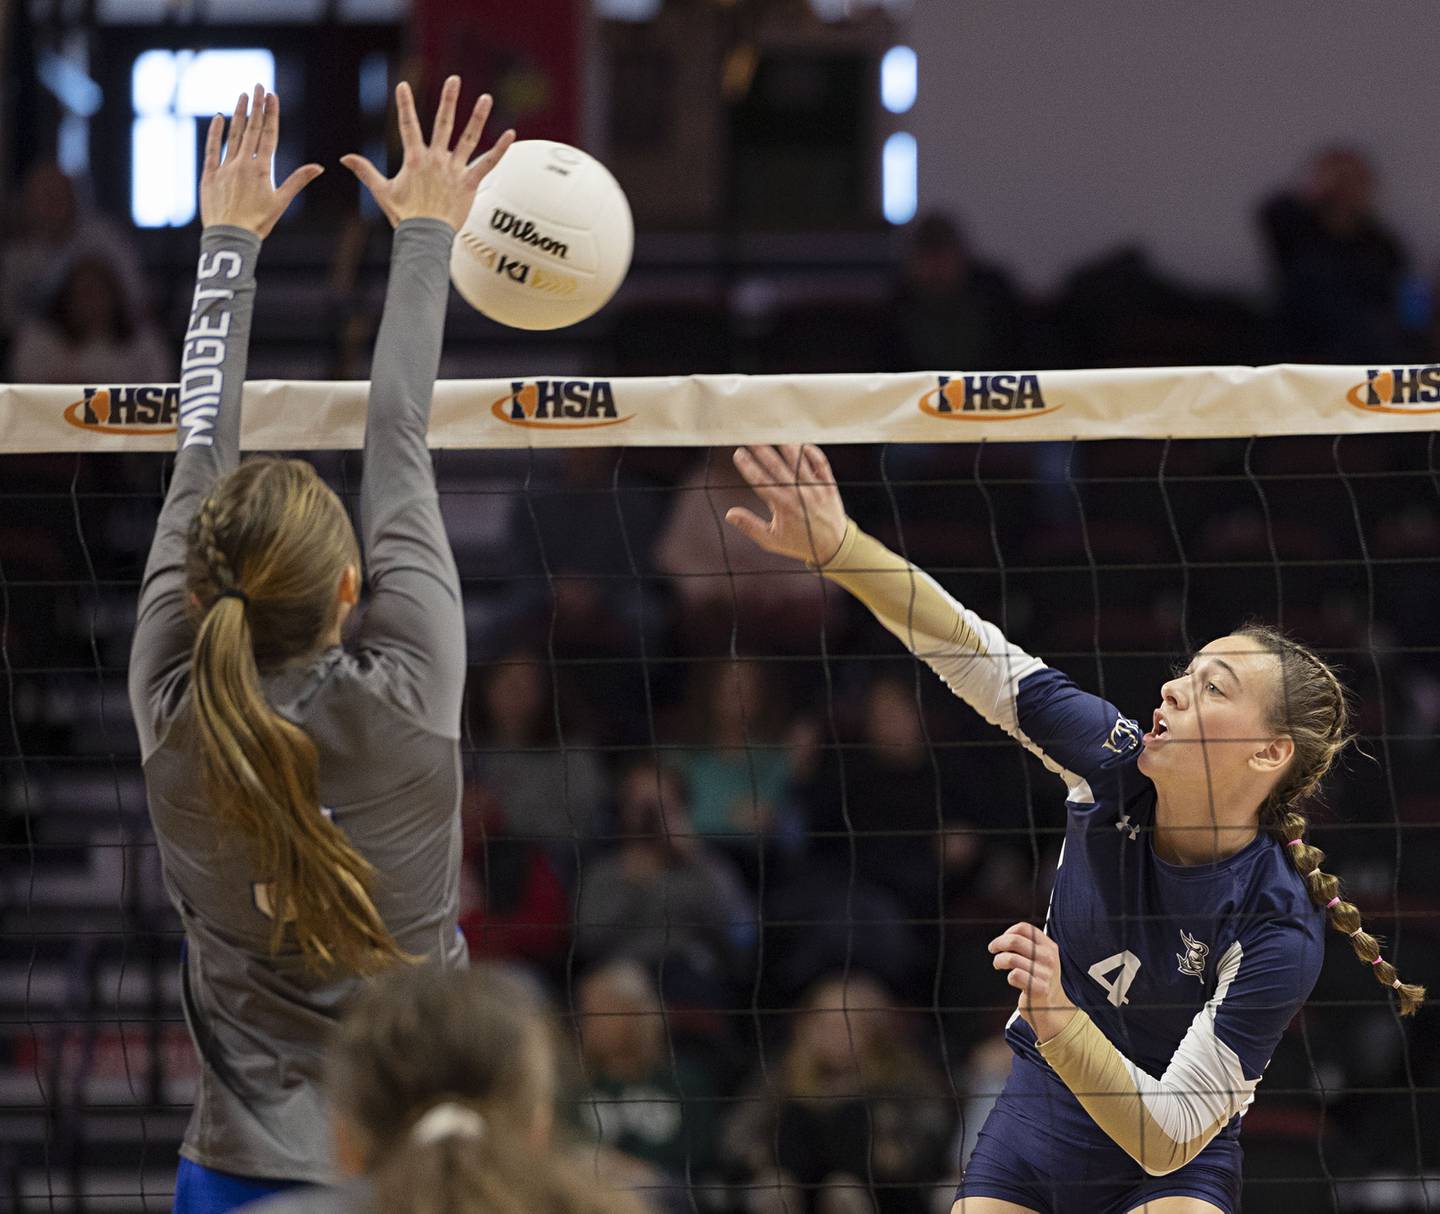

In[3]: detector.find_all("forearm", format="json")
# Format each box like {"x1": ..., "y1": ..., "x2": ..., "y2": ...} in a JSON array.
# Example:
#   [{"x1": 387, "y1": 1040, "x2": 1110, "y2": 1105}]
[
  {"x1": 1037, "y1": 1008, "x2": 1251, "y2": 1176},
  {"x1": 130, "y1": 225, "x2": 260, "y2": 753},
  {"x1": 361, "y1": 217, "x2": 454, "y2": 547},
  {"x1": 151, "y1": 226, "x2": 260, "y2": 554},
  {"x1": 819, "y1": 521, "x2": 1045, "y2": 737}
]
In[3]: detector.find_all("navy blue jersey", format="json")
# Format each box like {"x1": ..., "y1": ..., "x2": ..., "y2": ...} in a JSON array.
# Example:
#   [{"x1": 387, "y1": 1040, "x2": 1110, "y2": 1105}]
[
  {"x1": 821, "y1": 524, "x2": 1328, "y2": 1170},
  {"x1": 1005, "y1": 665, "x2": 1326, "y2": 1137}
]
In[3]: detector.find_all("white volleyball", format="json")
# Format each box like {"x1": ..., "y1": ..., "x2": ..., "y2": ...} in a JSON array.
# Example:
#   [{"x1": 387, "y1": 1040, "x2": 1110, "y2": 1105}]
[{"x1": 450, "y1": 139, "x2": 634, "y2": 331}]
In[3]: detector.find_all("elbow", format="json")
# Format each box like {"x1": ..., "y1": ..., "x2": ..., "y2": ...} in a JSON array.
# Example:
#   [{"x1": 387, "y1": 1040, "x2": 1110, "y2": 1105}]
[
  {"x1": 1133, "y1": 1143, "x2": 1192, "y2": 1178},
  {"x1": 1130, "y1": 1129, "x2": 1211, "y2": 1178}
]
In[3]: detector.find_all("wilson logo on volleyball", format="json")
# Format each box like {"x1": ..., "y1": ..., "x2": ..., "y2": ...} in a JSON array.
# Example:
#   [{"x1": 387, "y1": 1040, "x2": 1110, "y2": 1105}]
[
  {"x1": 918, "y1": 374, "x2": 1063, "y2": 420},
  {"x1": 490, "y1": 208, "x2": 571, "y2": 260},
  {"x1": 491, "y1": 380, "x2": 634, "y2": 429},
  {"x1": 63, "y1": 386, "x2": 179, "y2": 435},
  {"x1": 458, "y1": 231, "x2": 577, "y2": 297},
  {"x1": 1345, "y1": 367, "x2": 1440, "y2": 413}
]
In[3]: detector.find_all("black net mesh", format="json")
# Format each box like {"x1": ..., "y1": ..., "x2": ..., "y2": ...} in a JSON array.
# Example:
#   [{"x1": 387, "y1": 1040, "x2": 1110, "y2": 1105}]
[{"x1": 1, "y1": 432, "x2": 1437, "y2": 1212}]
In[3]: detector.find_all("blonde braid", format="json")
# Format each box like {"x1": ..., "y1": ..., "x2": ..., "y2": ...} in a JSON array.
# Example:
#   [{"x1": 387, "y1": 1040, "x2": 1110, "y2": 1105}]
[{"x1": 1242, "y1": 625, "x2": 1426, "y2": 1017}]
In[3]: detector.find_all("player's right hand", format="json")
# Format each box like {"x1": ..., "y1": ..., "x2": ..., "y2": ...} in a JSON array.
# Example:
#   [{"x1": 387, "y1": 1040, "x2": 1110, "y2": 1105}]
[
  {"x1": 725, "y1": 444, "x2": 849, "y2": 567},
  {"x1": 201, "y1": 86, "x2": 323, "y2": 238},
  {"x1": 341, "y1": 76, "x2": 516, "y2": 231}
]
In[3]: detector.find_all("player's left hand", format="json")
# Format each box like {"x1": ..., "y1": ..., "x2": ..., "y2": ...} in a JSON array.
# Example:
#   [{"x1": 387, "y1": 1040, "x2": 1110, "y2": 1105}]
[
  {"x1": 201, "y1": 86, "x2": 323, "y2": 238},
  {"x1": 989, "y1": 921, "x2": 1078, "y2": 1043}
]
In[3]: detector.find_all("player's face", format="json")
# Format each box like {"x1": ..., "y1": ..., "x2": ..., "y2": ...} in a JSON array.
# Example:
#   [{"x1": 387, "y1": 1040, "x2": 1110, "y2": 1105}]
[{"x1": 1138, "y1": 634, "x2": 1284, "y2": 787}]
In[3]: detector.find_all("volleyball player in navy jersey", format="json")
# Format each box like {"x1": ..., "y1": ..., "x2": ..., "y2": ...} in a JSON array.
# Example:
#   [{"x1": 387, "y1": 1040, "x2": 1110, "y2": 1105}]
[
  {"x1": 127, "y1": 80, "x2": 512, "y2": 1212},
  {"x1": 725, "y1": 444, "x2": 1423, "y2": 1214}
]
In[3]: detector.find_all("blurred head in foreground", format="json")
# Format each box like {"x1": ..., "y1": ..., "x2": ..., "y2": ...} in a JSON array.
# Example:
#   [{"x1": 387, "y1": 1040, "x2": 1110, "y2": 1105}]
[{"x1": 329, "y1": 964, "x2": 650, "y2": 1214}]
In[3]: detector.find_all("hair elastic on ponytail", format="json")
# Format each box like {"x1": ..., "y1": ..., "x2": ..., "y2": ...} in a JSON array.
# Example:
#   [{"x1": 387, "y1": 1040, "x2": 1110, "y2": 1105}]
[
  {"x1": 411, "y1": 1102, "x2": 486, "y2": 1146},
  {"x1": 1326, "y1": 896, "x2": 1340, "y2": 908}
]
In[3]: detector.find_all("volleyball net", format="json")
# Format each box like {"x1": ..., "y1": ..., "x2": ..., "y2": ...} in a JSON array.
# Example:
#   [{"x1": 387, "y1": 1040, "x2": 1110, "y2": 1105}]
[{"x1": 1, "y1": 367, "x2": 1437, "y2": 1211}]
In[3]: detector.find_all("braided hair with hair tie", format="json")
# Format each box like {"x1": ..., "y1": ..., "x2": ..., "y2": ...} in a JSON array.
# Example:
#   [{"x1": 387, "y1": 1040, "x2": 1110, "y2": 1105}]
[{"x1": 1239, "y1": 624, "x2": 1425, "y2": 1016}]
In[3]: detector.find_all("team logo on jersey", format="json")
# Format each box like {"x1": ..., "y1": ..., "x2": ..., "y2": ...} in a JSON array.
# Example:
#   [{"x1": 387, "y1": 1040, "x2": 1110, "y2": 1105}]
[
  {"x1": 918, "y1": 374, "x2": 1065, "y2": 420},
  {"x1": 1101, "y1": 714, "x2": 1141, "y2": 755},
  {"x1": 1345, "y1": 366, "x2": 1440, "y2": 413},
  {"x1": 1177, "y1": 930, "x2": 1210, "y2": 981}
]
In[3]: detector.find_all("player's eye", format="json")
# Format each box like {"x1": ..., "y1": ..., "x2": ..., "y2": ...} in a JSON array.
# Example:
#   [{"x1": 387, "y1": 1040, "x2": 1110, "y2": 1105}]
[{"x1": 1207, "y1": 681, "x2": 1223, "y2": 696}]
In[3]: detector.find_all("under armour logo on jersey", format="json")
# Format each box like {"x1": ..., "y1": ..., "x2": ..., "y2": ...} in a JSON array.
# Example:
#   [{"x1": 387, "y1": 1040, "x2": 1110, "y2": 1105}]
[
  {"x1": 1116, "y1": 812, "x2": 1140, "y2": 841},
  {"x1": 1177, "y1": 929, "x2": 1210, "y2": 981},
  {"x1": 1101, "y1": 714, "x2": 1142, "y2": 755}
]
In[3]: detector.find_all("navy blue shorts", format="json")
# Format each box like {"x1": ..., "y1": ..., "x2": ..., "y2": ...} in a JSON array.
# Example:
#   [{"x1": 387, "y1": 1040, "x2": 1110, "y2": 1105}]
[{"x1": 954, "y1": 1061, "x2": 1241, "y2": 1214}]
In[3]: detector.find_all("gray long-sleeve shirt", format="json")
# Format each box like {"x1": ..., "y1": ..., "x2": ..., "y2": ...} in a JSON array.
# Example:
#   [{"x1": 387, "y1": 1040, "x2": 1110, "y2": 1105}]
[{"x1": 127, "y1": 220, "x2": 467, "y2": 1182}]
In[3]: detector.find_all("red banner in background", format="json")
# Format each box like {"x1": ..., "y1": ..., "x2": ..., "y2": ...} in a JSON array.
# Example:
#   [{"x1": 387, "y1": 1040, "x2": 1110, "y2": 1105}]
[{"x1": 410, "y1": 0, "x2": 582, "y2": 146}]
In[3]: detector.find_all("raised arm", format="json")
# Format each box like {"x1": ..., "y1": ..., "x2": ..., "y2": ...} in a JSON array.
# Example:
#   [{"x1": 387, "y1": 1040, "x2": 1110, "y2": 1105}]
[
  {"x1": 128, "y1": 87, "x2": 321, "y2": 759},
  {"x1": 341, "y1": 78, "x2": 514, "y2": 735},
  {"x1": 725, "y1": 444, "x2": 1134, "y2": 796}
]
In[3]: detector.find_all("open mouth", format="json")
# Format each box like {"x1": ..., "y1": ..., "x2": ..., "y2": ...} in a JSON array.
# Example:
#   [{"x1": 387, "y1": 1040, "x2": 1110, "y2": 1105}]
[{"x1": 1143, "y1": 711, "x2": 1170, "y2": 746}]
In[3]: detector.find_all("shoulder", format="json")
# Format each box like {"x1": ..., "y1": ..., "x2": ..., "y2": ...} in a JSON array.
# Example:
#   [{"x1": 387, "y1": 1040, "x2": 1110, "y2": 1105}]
[{"x1": 1224, "y1": 840, "x2": 1327, "y2": 974}]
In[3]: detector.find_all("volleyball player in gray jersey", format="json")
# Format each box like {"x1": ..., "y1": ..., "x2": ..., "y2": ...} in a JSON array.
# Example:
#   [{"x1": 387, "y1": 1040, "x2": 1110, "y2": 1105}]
[{"x1": 127, "y1": 79, "x2": 513, "y2": 1210}]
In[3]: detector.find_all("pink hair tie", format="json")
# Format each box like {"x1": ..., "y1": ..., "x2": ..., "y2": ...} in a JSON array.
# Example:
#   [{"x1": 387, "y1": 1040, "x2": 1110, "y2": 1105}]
[
  {"x1": 1326, "y1": 897, "x2": 1341, "y2": 909},
  {"x1": 1371, "y1": 956, "x2": 1385, "y2": 967},
  {"x1": 1287, "y1": 838, "x2": 1304, "y2": 848}
]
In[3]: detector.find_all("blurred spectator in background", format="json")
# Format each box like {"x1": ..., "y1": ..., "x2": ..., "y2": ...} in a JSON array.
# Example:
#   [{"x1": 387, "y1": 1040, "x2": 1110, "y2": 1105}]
[
  {"x1": 472, "y1": 649, "x2": 608, "y2": 853},
  {"x1": 575, "y1": 959, "x2": 721, "y2": 1185},
  {"x1": 887, "y1": 212, "x2": 1029, "y2": 372},
  {"x1": 679, "y1": 660, "x2": 809, "y2": 887},
  {"x1": 1259, "y1": 146, "x2": 1421, "y2": 362},
  {"x1": 802, "y1": 674, "x2": 978, "y2": 923},
  {"x1": 8, "y1": 252, "x2": 170, "y2": 385},
  {"x1": 722, "y1": 973, "x2": 953, "y2": 1214},
  {"x1": 459, "y1": 651, "x2": 607, "y2": 971},
  {"x1": 655, "y1": 449, "x2": 845, "y2": 653},
  {"x1": 1, "y1": 162, "x2": 147, "y2": 343},
  {"x1": 573, "y1": 760, "x2": 754, "y2": 1008}
]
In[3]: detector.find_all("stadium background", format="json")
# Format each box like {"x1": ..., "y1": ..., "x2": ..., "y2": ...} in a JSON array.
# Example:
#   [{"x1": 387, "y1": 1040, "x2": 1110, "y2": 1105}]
[{"x1": 2, "y1": 1, "x2": 1439, "y2": 1211}]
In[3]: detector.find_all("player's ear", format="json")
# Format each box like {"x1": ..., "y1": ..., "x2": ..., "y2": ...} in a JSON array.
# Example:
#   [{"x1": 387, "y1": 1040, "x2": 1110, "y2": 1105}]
[
  {"x1": 338, "y1": 563, "x2": 360, "y2": 607},
  {"x1": 1252, "y1": 732, "x2": 1294, "y2": 774}
]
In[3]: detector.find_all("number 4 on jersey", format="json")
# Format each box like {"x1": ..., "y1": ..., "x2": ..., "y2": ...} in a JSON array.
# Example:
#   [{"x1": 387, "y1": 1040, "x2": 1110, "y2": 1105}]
[{"x1": 1088, "y1": 950, "x2": 1142, "y2": 1006}]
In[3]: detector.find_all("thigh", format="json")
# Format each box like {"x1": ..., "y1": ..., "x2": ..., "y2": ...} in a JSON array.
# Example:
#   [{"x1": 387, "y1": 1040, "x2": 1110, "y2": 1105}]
[
  {"x1": 1118, "y1": 1134, "x2": 1241, "y2": 1214},
  {"x1": 953, "y1": 1201, "x2": 1042, "y2": 1214}
]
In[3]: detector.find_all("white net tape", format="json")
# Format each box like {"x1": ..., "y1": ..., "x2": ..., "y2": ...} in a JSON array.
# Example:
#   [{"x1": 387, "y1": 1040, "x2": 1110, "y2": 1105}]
[{"x1": 2, "y1": 363, "x2": 1438, "y2": 452}]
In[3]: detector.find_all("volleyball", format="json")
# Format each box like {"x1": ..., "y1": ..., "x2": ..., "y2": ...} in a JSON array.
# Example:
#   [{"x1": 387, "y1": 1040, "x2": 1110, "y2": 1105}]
[{"x1": 450, "y1": 139, "x2": 633, "y2": 331}]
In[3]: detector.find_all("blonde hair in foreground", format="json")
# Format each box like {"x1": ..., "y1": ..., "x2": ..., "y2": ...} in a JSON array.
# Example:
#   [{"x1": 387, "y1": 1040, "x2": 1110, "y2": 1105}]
[
  {"x1": 1239, "y1": 624, "x2": 1425, "y2": 1015},
  {"x1": 331, "y1": 966, "x2": 650, "y2": 1214},
  {"x1": 186, "y1": 456, "x2": 405, "y2": 975}
]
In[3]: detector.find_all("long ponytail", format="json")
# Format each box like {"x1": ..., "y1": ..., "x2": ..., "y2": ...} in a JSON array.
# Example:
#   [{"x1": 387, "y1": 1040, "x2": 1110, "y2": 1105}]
[
  {"x1": 1239, "y1": 624, "x2": 1425, "y2": 1016},
  {"x1": 188, "y1": 458, "x2": 407, "y2": 975}
]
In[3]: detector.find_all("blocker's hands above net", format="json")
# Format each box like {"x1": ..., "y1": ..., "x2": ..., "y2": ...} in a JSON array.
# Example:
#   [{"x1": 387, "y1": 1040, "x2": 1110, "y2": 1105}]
[
  {"x1": 725, "y1": 444, "x2": 849, "y2": 566},
  {"x1": 341, "y1": 76, "x2": 516, "y2": 231},
  {"x1": 201, "y1": 86, "x2": 323, "y2": 238}
]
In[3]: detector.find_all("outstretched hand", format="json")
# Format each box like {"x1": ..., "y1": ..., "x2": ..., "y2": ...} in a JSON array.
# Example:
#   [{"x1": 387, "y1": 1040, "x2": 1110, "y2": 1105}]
[
  {"x1": 201, "y1": 86, "x2": 323, "y2": 238},
  {"x1": 989, "y1": 921, "x2": 1078, "y2": 1043},
  {"x1": 341, "y1": 76, "x2": 516, "y2": 231},
  {"x1": 724, "y1": 444, "x2": 849, "y2": 567}
]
